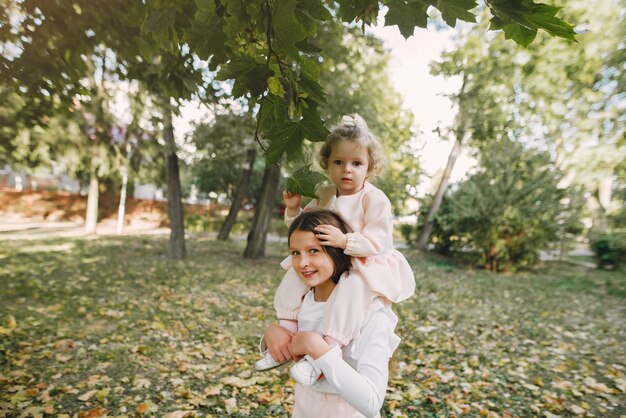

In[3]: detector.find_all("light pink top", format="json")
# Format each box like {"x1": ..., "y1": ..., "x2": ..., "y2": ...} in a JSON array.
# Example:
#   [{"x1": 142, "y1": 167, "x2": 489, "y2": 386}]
[{"x1": 285, "y1": 182, "x2": 415, "y2": 303}]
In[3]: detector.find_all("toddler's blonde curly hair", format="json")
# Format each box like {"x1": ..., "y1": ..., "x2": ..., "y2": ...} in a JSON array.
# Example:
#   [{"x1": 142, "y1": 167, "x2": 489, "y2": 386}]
[{"x1": 318, "y1": 114, "x2": 386, "y2": 178}]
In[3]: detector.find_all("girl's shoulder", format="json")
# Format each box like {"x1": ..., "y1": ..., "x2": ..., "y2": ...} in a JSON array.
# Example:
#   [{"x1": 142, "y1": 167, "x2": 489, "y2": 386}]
[
  {"x1": 362, "y1": 182, "x2": 391, "y2": 207},
  {"x1": 316, "y1": 183, "x2": 337, "y2": 197}
]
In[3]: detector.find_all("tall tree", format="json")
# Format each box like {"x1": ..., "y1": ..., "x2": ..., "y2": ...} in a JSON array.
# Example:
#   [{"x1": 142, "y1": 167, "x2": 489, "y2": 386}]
[
  {"x1": 518, "y1": 0, "x2": 625, "y2": 238},
  {"x1": 187, "y1": 111, "x2": 258, "y2": 240},
  {"x1": 417, "y1": 23, "x2": 521, "y2": 249}
]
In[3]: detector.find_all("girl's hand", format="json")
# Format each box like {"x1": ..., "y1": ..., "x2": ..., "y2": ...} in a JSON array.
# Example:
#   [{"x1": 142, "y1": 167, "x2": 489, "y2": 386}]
[
  {"x1": 314, "y1": 224, "x2": 348, "y2": 250},
  {"x1": 290, "y1": 331, "x2": 330, "y2": 360},
  {"x1": 283, "y1": 191, "x2": 302, "y2": 210},
  {"x1": 263, "y1": 324, "x2": 294, "y2": 362}
]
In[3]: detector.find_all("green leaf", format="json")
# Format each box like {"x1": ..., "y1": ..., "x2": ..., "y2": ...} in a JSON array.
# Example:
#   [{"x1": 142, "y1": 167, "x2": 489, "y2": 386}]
[
  {"x1": 434, "y1": 0, "x2": 478, "y2": 27},
  {"x1": 217, "y1": 55, "x2": 272, "y2": 97},
  {"x1": 272, "y1": 0, "x2": 309, "y2": 56},
  {"x1": 286, "y1": 165, "x2": 326, "y2": 198},
  {"x1": 490, "y1": 16, "x2": 536, "y2": 47},
  {"x1": 300, "y1": 59, "x2": 321, "y2": 80},
  {"x1": 297, "y1": 1, "x2": 332, "y2": 21},
  {"x1": 299, "y1": 75, "x2": 326, "y2": 105},
  {"x1": 266, "y1": 121, "x2": 301, "y2": 164},
  {"x1": 183, "y1": 0, "x2": 228, "y2": 66},
  {"x1": 385, "y1": 0, "x2": 430, "y2": 38},
  {"x1": 143, "y1": 7, "x2": 176, "y2": 33},
  {"x1": 300, "y1": 107, "x2": 328, "y2": 142},
  {"x1": 525, "y1": 4, "x2": 576, "y2": 40},
  {"x1": 265, "y1": 108, "x2": 327, "y2": 164},
  {"x1": 268, "y1": 76, "x2": 285, "y2": 97},
  {"x1": 296, "y1": 39, "x2": 323, "y2": 54},
  {"x1": 338, "y1": 0, "x2": 375, "y2": 23},
  {"x1": 487, "y1": 0, "x2": 576, "y2": 46}
]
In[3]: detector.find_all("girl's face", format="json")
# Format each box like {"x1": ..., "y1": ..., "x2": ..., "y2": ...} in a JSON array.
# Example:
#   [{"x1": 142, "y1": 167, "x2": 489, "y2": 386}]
[
  {"x1": 290, "y1": 230, "x2": 336, "y2": 301},
  {"x1": 327, "y1": 139, "x2": 369, "y2": 196}
]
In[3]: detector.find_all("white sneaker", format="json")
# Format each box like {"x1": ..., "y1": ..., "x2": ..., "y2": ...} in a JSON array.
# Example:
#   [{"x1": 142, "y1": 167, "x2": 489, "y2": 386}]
[
  {"x1": 255, "y1": 350, "x2": 288, "y2": 371},
  {"x1": 254, "y1": 336, "x2": 288, "y2": 371},
  {"x1": 289, "y1": 355, "x2": 323, "y2": 386}
]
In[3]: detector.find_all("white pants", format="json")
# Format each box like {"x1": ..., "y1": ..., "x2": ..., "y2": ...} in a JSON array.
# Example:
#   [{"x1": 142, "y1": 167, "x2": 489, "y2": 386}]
[{"x1": 292, "y1": 384, "x2": 380, "y2": 418}]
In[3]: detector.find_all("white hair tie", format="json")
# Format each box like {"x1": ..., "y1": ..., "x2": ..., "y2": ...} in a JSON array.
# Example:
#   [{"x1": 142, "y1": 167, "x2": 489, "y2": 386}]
[{"x1": 341, "y1": 114, "x2": 365, "y2": 130}]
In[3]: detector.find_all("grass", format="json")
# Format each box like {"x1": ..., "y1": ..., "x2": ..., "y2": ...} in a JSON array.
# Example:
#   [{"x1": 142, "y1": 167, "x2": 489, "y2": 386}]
[{"x1": 0, "y1": 235, "x2": 624, "y2": 417}]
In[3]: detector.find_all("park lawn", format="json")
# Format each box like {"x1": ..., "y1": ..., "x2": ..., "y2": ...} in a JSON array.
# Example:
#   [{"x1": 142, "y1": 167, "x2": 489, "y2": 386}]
[{"x1": 0, "y1": 235, "x2": 624, "y2": 418}]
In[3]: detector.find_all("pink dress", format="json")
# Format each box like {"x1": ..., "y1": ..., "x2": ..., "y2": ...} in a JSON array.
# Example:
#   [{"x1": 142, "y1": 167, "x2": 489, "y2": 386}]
[{"x1": 274, "y1": 182, "x2": 415, "y2": 345}]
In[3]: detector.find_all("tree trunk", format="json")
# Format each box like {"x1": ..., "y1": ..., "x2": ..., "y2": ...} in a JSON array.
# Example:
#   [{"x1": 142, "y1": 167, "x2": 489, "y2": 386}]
[
  {"x1": 116, "y1": 143, "x2": 132, "y2": 235},
  {"x1": 85, "y1": 152, "x2": 99, "y2": 235},
  {"x1": 162, "y1": 98, "x2": 186, "y2": 259},
  {"x1": 416, "y1": 138, "x2": 463, "y2": 250},
  {"x1": 588, "y1": 174, "x2": 614, "y2": 241},
  {"x1": 219, "y1": 148, "x2": 256, "y2": 241},
  {"x1": 244, "y1": 164, "x2": 281, "y2": 259}
]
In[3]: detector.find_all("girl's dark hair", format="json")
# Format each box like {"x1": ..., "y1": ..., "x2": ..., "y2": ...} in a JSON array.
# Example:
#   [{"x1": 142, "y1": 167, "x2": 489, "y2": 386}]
[{"x1": 288, "y1": 210, "x2": 351, "y2": 284}]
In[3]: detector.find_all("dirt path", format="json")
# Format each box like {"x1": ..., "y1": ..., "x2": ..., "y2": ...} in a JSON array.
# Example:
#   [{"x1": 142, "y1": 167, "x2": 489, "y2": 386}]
[{"x1": 0, "y1": 214, "x2": 169, "y2": 240}]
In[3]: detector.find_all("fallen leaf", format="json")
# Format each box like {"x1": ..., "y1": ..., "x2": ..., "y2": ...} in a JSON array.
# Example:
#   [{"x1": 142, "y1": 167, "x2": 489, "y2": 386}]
[
  {"x1": 224, "y1": 397, "x2": 238, "y2": 414},
  {"x1": 77, "y1": 390, "x2": 97, "y2": 402},
  {"x1": 164, "y1": 411, "x2": 195, "y2": 418},
  {"x1": 136, "y1": 403, "x2": 148, "y2": 414}
]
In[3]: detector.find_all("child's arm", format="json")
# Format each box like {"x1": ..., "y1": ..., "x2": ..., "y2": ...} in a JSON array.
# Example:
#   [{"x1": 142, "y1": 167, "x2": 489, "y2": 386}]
[
  {"x1": 316, "y1": 189, "x2": 392, "y2": 257},
  {"x1": 345, "y1": 189, "x2": 393, "y2": 257},
  {"x1": 283, "y1": 192, "x2": 319, "y2": 226},
  {"x1": 283, "y1": 191, "x2": 303, "y2": 226}
]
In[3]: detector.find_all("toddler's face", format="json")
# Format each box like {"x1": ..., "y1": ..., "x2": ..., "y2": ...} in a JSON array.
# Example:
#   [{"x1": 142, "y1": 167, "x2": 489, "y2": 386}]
[{"x1": 327, "y1": 139, "x2": 369, "y2": 196}]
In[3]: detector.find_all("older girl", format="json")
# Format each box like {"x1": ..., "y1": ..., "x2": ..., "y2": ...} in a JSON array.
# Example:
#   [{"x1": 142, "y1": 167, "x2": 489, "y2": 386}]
[{"x1": 262, "y1": 210, "x2": 399, "y2": 418}]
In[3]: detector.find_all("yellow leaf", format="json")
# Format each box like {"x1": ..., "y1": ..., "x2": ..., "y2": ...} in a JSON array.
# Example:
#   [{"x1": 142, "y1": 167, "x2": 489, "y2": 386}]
[
  {"x1": 136, "y1": 402, "x2": 149, "y2": 414},
  {"x1": 164, "y1": 411, "x2": 195, "y2": 418},
  {"x1": 7, "y1": 315, "x2": 17, "y2": 329},
  {"x1": 96, "y1": 388, "x2": 110, "y2": 402},
  {"x1": 78, "y1": 389, "x2": 97, "y2": 401},
  {"x1": 224, "y1": 397, "x2": 238, "y2": 414}
]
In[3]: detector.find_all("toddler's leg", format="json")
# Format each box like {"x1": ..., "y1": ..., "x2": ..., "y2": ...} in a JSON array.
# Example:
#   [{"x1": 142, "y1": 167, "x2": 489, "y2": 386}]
[
  {"x1": 274, "y1": 267, "x2": 309, "y2": 321},
  {"x1": 323, "y1": 270, "x2": 375, "y2": 346},
  {"x1": 279, "y1": 319, "x2": 298, "y2": 333},
  {"x1": 257, "y1": 268, "x2": 307, "y2": 372}
]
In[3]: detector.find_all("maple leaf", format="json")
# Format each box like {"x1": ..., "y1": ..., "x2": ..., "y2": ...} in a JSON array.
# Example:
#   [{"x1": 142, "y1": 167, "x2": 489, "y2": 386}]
[
  {"x1": 385, "y1": 0, "x2": 430, "y2": 38},
  {"x1": 286, "y1": 165, "x2": 326, "y2": 199},
  {"x1": 487, "y1": 0, "x2": 576, "y2": 46},
  {"x1": 272, "y1": 0, "x2": 309, "y2": 56}
]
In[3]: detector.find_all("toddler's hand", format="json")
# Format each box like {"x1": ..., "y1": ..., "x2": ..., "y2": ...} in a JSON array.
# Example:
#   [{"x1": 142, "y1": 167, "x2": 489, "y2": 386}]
[
  {"x1": 283, "y1": 191, "x2": 302, "y2": 210},
  {"x1": 314, "y1": 224, "x2": 348, "y2": 250},
  {"x1": 290, "y1": 331, "x2": 329, "y2": 360},
  {"x1": 264, "y1": 324, "x2": 294, "y2": 362}
]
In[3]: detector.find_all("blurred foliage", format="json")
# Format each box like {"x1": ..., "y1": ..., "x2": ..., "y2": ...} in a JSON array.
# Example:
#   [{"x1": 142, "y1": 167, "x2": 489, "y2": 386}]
[
  {"x1": 425, "y1": 138, "x2": 583, "y2": 272},
  {"x1": 591, "y1": 232, "x2": 626, "y2": 270}
]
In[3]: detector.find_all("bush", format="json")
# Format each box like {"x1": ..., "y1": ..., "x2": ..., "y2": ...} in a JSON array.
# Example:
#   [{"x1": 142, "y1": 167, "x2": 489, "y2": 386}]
[
  {"x1": 422, "y1": 139, "x2": 583, "y2": 272},
  {"x1": 399, "y1": 223, "x2": 415, "y2": 246},
  {"x1": 591, "y1": 232, "x2": 626, "y2": 269},
  {"x1": 185, "y1": 214, "x2": 210, "y2": 232}
]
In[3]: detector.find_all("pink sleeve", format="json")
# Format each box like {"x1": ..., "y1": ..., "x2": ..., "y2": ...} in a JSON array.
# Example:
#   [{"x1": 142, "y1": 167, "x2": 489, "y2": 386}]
[{"x1": 344, "y1": 190, "x2": 392, "y2": 257}]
